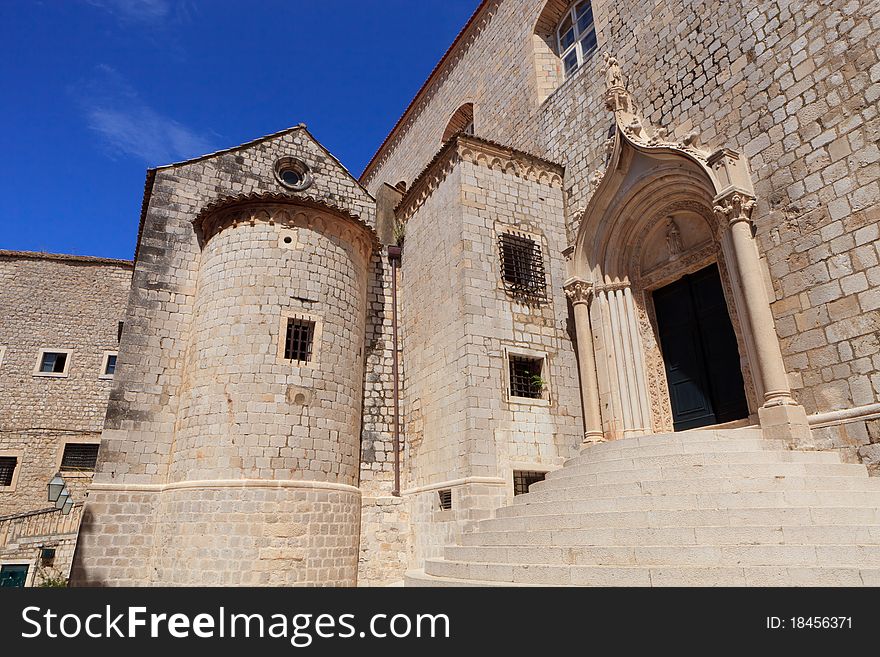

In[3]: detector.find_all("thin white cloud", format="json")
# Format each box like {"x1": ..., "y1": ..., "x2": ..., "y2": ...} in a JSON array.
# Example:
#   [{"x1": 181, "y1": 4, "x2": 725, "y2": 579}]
[
  {"x1": 85, "y1": 0, "x2": 171, "y2": 22},
  {"x1": 78, "y1": 66, "x2": 217, "y2": 165}
]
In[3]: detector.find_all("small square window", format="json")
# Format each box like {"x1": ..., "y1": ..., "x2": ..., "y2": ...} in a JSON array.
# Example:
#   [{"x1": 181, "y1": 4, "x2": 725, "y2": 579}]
[
  {"x1": 438, "y1": 489, "x2": 452, "y2": 511},
  {"x1": 499, "y1": 232, "x2": 546, "y2": 300},
  {"x1": 34, "y1": 349, "x2": 72, "y2": 377},
  {"x1": 0, "y1": 456, "x2": 17, "y2": 487},
  {"x1": 60, "y1": 443, "x2": 100, "y2": 472},
  {"x1": 40, "y1": 352, "x2": 67, "y2": 373},
  {"x1": 284, "y1": 318, "x2": 316, "y2": 362},
  {"x1": 513, "y1": 470, "x2": 546, "y2": 496},
  {"x1": 509, "y1": 355, "x2": 545, "y2": 399},
  {"x1": 100, "y1": 351, "x2": 118, "y2": 379}
]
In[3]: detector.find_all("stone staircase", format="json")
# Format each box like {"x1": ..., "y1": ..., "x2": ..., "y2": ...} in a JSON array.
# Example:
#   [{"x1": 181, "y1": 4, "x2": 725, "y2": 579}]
[{"x1": 405, "y1": 427, "x2": 880, "y2": 586}]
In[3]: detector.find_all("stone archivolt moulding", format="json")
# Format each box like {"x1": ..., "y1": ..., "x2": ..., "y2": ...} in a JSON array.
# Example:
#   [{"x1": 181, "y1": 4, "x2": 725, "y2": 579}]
[
  {"x1": 395, "y1": 133, "x2": 564, "y2": 223},
  {"x1": 192, "y1": 193, "x2": 378, "y2": 259},
  {"x1": 565, "y1": 53, "x2": 769, "y2": 438}
]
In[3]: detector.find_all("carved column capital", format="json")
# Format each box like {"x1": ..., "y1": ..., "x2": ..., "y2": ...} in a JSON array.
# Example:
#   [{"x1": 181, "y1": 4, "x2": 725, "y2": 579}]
[
  {"x1": 564, "y1": 277, "x2": 594, "y2": 305},
  {"x1": 713, "y1": 192, "x2": 756, "y2": 232}
]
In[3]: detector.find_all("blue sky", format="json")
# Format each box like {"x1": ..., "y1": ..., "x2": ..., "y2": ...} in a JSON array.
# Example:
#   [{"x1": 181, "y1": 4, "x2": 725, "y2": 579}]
[{"x1": 0, "y1": 0, "x2": 479, "y2": 260}]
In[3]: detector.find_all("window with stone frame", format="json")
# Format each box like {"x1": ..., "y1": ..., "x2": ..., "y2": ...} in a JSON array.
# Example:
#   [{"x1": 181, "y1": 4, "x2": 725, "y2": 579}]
[
  {"x1": 508, "y1": 355, "x2": 546, "y2": 399},
  {"x1": 499, "y1": 231, "x2": 547, "y2": 300},
  {"x1": 0, "y1": 456, "x2": 17, "y2": 487},
  {"x1": 60, "y1": 443, "x2": 100, "y2": 472},
  {"x1": 556, "y1": 0, "x2": 597, "y2": 79},
  {"x1": 437, "y1": 489, "x2": 453, "y2": 510},
  {"x1": 34, "y1": 349, "x2": 72, "y2": 377},
  {"x1": 284, "y1": 318, "x2": 316, "y2": 363}
]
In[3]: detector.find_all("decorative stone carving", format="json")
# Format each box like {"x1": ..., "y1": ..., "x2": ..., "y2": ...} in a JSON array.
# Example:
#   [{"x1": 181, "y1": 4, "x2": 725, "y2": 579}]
[
  {"x1": 713, "y1": 192, "x2": 756, "y2": 231},
  {"x1": 603, "y1": 52, "x2": 624, "y2": 90},
  {"x1": 564, "y1": 278, "x2": 594, "y2": 305},
  {"x1": 588, "y1": 169, "x2": 605, "y2": 193},
  {"x1": 665, "y1": 218, "x2": 683, "y2": 260},
  {"x1": 600, "y1": 52, "x2": 710, "y2": 163}
]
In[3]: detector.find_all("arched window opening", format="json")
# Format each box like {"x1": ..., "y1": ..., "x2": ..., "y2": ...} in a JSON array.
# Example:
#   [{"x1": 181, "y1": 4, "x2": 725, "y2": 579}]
[
  {"x1": 441, "y1": 103, "x2": 475, "y2": 143},
  {"x1": 556, "y1": 1, "x2": 597, "y2": 79},
  {"x1": 533, "y1": 0, "x2": 598, "y2": 102}
]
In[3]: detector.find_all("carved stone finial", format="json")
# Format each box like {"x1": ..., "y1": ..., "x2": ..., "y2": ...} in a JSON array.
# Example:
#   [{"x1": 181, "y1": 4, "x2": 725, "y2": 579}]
[
  {"x1": 603, "y1": 52, "x2": 624, "y2": 90},
  {"x1": 713, "y1": 193, "x2": 756, "y2": 231},
  {"x1": 588, "y1": 169, "x2": 604, "y2": 193},
  {"x1": 564, "y1": 277, "x2": 594, "y2": 305}
]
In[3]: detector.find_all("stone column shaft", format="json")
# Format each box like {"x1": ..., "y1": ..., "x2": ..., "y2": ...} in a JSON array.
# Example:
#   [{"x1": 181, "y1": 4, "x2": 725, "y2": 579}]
[
  {"x1": 565, "y1": 278, "x2": 604, "y2": 442},
  {"x1": 715, "y1": 194, "x2": 793, "y2": 407}
]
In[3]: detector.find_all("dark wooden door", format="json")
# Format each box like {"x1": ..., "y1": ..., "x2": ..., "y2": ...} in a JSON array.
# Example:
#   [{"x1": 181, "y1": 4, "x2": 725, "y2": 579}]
[{"x1": 652, "y1": 264, "x2": 749, "y2": 431}]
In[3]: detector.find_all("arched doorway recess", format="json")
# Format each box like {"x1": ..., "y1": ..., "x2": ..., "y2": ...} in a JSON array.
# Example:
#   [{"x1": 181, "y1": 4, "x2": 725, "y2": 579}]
[{"x1": 564, "y1": 55, "x2": 812, "y2": 446}]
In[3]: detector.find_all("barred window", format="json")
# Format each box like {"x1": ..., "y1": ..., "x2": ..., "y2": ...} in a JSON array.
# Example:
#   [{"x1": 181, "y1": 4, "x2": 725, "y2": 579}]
[
  {"x1": 513, "y1": 470, "x2": 546, "y2": 496},
  {"x1": 438, "y1": 489, "x2": 452, "y2": 511},
  {"x1": 60, "y1": 443, "x2": 99, "y2": 472},
  {"x1": 284, "y1": 318, "x2": 315, "y2": 362},
  {"x1": 509, "y1": 355, "x2": 545, "y2": 399},
  {"x1": 0, "y1": 456, "x2": 17, "y2": 487},
  {"x1": 499, "y1": 232, "x2": 546, "y2": 300}
]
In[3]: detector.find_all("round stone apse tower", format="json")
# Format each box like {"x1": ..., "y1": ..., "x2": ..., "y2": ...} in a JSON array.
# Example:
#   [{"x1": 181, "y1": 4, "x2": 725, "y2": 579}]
[{"x1": 152, "y1": 200, "x2": 374, "y2": 585}]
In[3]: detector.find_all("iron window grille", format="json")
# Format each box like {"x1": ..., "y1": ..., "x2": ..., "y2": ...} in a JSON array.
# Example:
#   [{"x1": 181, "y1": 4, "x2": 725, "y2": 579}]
[
  {"x1": 60, "y1": 443, "x2": 100, "y2": 472},
  {"x1": 284, "y1": 318, "x2": 316, "y2": 363},
  {"x1": 509, "y1": 355, "x2": 545, "y2": 399},
  {"x1": 0, "y1": 457, "x2": 17, "y2": 486},
  {"x1": 438, "y1": 489, "x2": 452, "y2": 510},
  {"x1": 499, "y1": 232, "x2": 546, "y2": 300},
  {"x1": 513, "y1": 470, "x2": 546, "y2": 496},
  {"x1": 39, "y1": 352, "x2": 67, "y2": 374}
]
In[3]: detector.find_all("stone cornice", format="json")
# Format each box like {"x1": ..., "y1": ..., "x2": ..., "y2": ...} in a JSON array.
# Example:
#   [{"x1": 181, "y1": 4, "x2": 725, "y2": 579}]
[
  {"x1": 193, "y1": 193, "x2": 378, "y2": 257},
  {"x1": 394, "y1": 133, "x2": 564, "y2": 222}
]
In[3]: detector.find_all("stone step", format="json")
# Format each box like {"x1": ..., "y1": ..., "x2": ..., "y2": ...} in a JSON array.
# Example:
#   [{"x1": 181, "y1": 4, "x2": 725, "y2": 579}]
[
  {"x1": 407, "y1": 565, "x2": 880, "y2": 587},
  {"x1": 475, "y1": 506, "x2": 880, "y2": 533},
  {"x1": 579, "y1": 428, "x2": 764, "y2": 455},
  {"x1": 545, "y1": 451, "x2": 842, "y2": 481},
  {"x1": 546, "y1": 462, "x2": 867, "y2": 486},
  {"x1": 523, "y1": 474, "x2": 880, "y2": 501},
  {"x1": 498, "y1": 490, "x2": 880, "y2": 517},
  {"x1": 460, "y1": 525, "x2": 880, "y2": 547},
  {"x1": 567, "y1": 438, "x2": 788, "y2": 465},
  {"x1": 443, "y1": 543, "x2": 880, "y2": 567}
]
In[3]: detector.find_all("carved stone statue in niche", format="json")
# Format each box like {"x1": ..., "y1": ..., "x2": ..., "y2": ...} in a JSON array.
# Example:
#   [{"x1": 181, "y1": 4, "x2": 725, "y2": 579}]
[{"x1": 666, "y1": 217, "x2": 683, "y2": 260}]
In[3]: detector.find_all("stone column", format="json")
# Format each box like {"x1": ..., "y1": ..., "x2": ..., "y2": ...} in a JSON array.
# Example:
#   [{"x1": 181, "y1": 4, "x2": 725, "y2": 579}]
[
  {"x1": 564, "y1": 278, "x2": 604, "y2": 442},
  {"x1": 714, "y1": 193, "x2": 812, "y2": 446}
]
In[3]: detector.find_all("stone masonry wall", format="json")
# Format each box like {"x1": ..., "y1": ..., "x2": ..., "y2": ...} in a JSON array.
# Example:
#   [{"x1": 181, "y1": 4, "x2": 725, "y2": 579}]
[
  {"x1": 73, "y1": 127, "x2": 377, "y2": 585},
  {"x1": 0, "y1": 252, "x2": 131, "y2": 583},
  {"x1": 363, "y1": 0, "x2": 880, "y2": 468}
]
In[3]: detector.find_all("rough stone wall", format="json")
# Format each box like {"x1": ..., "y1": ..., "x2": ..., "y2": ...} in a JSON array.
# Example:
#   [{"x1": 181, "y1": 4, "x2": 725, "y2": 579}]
[
  {"x1": 72, "y1": 127, "x2": 377, "y2": 586},
  {"x1": 0, "y1": 252, "x2": 131, "y2": 583},
  {"x1": 363, "y1": 0, "x2": 880, "y2": 467}
]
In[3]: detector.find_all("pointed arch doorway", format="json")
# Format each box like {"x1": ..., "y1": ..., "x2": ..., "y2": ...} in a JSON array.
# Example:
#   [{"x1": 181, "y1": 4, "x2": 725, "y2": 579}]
[{"x1": 564, "y1": 54, "x2": 812, "y2": 446}]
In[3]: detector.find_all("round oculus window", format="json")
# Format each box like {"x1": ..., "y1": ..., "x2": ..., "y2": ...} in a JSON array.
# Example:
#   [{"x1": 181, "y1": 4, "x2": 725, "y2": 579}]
[{"x1": 274, "y1": 157, "x2": 313, "y2": 191}]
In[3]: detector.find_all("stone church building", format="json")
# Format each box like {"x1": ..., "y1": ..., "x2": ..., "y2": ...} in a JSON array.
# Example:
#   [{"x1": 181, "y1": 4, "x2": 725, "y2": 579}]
[{"x1": 2, "y1": 0, "x2": 880, "y2": 586}]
